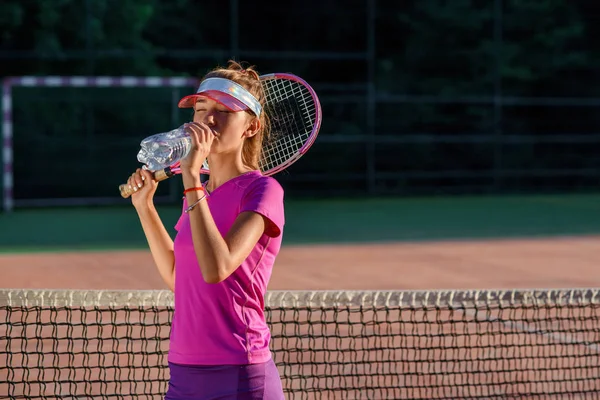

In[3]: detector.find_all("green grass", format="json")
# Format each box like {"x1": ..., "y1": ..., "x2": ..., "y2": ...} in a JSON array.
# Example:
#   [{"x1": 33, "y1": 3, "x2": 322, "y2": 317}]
[{"x1": 1, "y1": 193, "x2": 600, "y2": 253}]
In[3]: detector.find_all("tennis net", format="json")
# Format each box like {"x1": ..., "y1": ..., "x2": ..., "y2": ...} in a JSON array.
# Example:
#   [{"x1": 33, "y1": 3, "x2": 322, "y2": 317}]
[{"x1": 1, "y1": 288, "x2": 600, "y2": 399}]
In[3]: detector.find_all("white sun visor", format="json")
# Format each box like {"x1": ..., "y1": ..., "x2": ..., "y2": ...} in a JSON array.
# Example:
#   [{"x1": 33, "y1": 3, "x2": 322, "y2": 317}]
[{"x1": 177, "y1": 77, "x2": 262, "y2": 117}]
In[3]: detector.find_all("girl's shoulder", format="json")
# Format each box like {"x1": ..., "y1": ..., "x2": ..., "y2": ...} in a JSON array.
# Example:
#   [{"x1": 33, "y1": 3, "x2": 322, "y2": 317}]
[{"x1": 235, "y1": 171, "x2": 284, "y2": 196}]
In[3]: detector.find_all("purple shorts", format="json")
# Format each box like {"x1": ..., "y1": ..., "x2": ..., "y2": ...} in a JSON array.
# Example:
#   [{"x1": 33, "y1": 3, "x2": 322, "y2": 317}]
[{"x1": 164, "y1": 358, "x2": 285, "y2": 400}]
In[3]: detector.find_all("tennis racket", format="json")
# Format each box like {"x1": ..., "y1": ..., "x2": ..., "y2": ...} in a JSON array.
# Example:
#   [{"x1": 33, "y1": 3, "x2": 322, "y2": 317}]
[{"x1": 119, "y1": 72, "x2": 321, "y2": 198}]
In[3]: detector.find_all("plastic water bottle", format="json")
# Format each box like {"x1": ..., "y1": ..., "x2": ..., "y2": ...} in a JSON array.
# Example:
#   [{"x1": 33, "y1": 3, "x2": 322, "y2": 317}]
[{"x1": 137, "y1": 125, "x2": 192, "y2": 171}]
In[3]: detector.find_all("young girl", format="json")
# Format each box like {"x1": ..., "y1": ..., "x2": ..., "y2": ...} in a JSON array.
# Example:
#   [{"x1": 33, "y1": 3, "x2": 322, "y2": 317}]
[{"x1": 126, "y1": 61, "x2": 285, "y2": 399}]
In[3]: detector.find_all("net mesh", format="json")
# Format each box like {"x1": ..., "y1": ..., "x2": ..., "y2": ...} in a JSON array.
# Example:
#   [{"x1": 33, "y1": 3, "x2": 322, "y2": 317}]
[{"x1": 2, "y1": 289, "x2": 600, "y2": 399}]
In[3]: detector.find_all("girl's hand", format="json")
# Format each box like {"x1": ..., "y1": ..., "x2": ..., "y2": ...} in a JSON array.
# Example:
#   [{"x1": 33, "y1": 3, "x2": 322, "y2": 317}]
[
  {"x1": 179, "y1": 122, "x2": 215, "y2": 178},
  {"x1": 127, "y1": 167, "x2": 158, "y2": 210}
]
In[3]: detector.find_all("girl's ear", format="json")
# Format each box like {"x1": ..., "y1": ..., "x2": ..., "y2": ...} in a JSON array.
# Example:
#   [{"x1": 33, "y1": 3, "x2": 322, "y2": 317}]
[{"x1": 244, "y1": 117, "x2": 261, "y2": 138}]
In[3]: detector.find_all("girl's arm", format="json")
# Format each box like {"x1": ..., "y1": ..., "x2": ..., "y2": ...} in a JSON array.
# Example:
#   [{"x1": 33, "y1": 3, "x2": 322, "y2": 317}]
[
  {"x1": 135, "y1": 204, "x2": 176, "y2": 291},
  {"x1": 129, "y1": 168, "x2": 176, "y2": 291},
  {"x1": 182, "y1": 178, "x2": 266, "y2": 284}
]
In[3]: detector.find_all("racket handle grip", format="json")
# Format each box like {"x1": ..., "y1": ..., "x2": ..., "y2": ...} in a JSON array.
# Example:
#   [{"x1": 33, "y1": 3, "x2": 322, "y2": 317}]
[{"x1": 119, "y1": 168, "x2": 174, "y2": 199}]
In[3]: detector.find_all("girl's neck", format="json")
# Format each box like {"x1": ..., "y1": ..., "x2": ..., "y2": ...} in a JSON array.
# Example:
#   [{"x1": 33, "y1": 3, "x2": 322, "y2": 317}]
[{"x1": 205, "y1": 153, "x2": 254, "y2": 192}]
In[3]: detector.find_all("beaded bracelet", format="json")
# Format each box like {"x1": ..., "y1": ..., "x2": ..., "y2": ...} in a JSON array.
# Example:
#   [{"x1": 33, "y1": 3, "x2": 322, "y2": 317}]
[{"x1": 183, "y1": 186, "x2": 204, "y2": 195}]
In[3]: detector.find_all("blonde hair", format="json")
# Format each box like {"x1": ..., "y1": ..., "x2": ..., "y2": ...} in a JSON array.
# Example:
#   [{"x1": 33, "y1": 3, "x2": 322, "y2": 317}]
[{"x1": 201, "y1": 60, "x2": 270, "y2": 171}]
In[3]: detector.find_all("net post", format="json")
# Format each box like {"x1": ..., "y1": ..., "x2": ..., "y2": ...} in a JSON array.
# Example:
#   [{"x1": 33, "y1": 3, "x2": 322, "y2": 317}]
[
  {"x1": 492, "y1": 0, "x2": 504, "y2": 191},
  {"x1": 2, "y1": 77, "x2": 13, "y2": 212},
  {"x1": 365, "y1": 0, "x2": 377, "y2": 195}
]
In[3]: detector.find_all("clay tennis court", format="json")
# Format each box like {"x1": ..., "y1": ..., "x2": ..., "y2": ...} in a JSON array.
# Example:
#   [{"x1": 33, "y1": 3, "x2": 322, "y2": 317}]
[{"x1": 2, "y1": 235, "x2": 599, "y2": 291}]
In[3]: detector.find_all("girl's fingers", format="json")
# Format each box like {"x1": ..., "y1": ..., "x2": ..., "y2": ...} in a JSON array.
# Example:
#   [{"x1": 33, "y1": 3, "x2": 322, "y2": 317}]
[
  {"x1": 191, "y1": 128, "x2": 201, "y2": 149},
  {"x1": 183, "y1": 122, "x2": 212, "y2": 164},
  {"x1": 125, "y1": 168, "x2": 156, "y2": 198},
  {"x1": 198, "y1": 123, "x2": 214, "y2": 146},
  {"x1": 198, "y1": 122, "x2": 212, "y2": 136},
  {"x1": 190, "y1": 122, "x2": 213, "y2": 141},
  {"x1": 140, "y1": 168, "x2": 152, "y2": 182},
  {"x1": 186, "y1": 122, "x2": 204, "y2": 138},
  {"x1": 132, "y1": 169, "x2": 143, "y2": 189},
  {"x1": 128, "y1": 175, "x2": 138, "y2": 193}
]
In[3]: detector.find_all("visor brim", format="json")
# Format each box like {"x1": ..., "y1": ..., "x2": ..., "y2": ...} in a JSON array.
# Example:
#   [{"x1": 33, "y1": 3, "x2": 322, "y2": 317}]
[{"x1": 178, "y1": 90, "x2": 251, "y2": 113}]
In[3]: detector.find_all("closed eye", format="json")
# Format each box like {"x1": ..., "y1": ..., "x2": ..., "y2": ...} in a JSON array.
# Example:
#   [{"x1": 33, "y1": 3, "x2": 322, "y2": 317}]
[{"x1": 195, "y1": 108, "x2": 231, "y2": 114}]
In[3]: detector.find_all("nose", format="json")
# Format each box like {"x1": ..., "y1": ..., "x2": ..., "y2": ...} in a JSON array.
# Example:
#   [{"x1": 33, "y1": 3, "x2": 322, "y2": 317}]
[{"x1": 204, "y1": 113, "x2": 216, "y2": 126}]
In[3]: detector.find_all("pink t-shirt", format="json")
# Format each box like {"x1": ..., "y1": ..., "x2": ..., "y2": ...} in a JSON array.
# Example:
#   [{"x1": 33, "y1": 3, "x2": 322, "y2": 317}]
[{"x1": 168, "y1": 170, "x2": 285, "y2": 366}]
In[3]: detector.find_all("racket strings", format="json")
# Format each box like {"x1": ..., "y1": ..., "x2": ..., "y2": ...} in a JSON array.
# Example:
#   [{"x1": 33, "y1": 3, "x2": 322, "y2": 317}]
[{"x1": 260, "y1": 79, "x2": 316, "y2": 171}]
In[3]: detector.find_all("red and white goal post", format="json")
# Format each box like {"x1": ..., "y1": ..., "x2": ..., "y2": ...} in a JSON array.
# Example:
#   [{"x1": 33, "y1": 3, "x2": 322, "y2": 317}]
[{"x1": 2, "y1": 76, "x2": 200, "y2": 212}]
